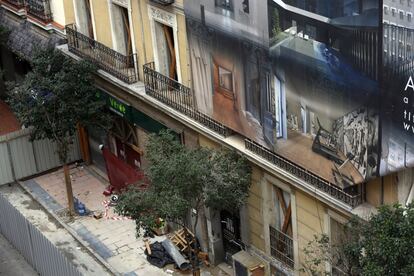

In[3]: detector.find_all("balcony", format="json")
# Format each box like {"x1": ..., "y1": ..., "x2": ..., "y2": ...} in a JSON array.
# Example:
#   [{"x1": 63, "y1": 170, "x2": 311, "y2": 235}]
[
  {"x1": 26, "y1": 0, "x2": 52, "y2": 23},
  {"x1": 65, "y1": 24, "x2": 138, "y2": 84},
  {"x1": 3, "y1": 0, "x2": 25, "y2": 9},
  {"x1": 269, "y1": 226, "x2": 294, "y2": 269},
  {"x1": 245, "y1": 139, "x2": 363, "y2": 207},
  {"x1": 149, "y1": 0, "x2": 174, "y2": 6},
  {"x1": 143, "y1": 62, "x2": 231, "y2": 137}
]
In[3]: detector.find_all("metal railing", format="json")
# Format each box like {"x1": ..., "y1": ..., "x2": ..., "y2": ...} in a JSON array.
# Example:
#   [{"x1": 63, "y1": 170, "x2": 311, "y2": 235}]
[
  {"x1": 3, "y1": 0, "x2": 25, "y2": 8},
  {"x1": 0, "y1": 194, "x2": 82, "y2": 276},
  {"x1": 269, "y1": 226, "x2": 294, "y2": 269},
  {"x1": 143, "y1": 62, "x2": 231, "y2": 137},
  {"x1": 65, "y1": 24, "x2": 138, "y2": 84},
  {"x1": 245, "y1": 139, "x2": 363, "y2": 207},
  {"x1": 26, "y1": 0, "x2": 52, "y2": 22}
]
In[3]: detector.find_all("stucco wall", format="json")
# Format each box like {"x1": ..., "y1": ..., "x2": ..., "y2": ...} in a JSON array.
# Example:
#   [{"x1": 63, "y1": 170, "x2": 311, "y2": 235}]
[{"x1": 90, "y1": 0, "x2": 112, "y2": 47}]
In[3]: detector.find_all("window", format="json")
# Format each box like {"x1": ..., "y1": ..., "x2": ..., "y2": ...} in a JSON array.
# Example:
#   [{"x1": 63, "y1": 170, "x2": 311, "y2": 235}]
[
  {"x1": 111, "y1": 4, "x2": 133, "y2": 56},
  {"x1": 399, "y1": 10, "x2": 404, "y2": 20},
  {"x1": 383, "y1": 5, "x2": 389, "y2": 15},
  {"x1": 215, "y1": 0, "x2": 233, "y2": 11},
  {"x1": 269, "y1": 187, "x2": 293, "y2": 268},
  {"x1": 407, "y1": 12, "x2": 412, "y2": 22},
  {"x1": 330, "y1": 217, "x2": 349, "y2": 276},
  {"x1": 218, "y1": 66, "x2": 233, "y2": 92},
  {"x1": 391, "y1": 8, "x2": 396, "y2": 16}
]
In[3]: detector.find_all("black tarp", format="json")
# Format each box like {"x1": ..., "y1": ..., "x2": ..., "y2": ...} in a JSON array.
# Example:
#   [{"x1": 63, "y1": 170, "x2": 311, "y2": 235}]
[{"x1": 144, "y1": 241, "x2": 175, "y2": 268}]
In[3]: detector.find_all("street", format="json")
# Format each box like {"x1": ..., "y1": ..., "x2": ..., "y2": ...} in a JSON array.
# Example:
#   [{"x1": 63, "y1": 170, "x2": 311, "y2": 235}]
[{"x1": 0, "y1": 233, "x2": 38, "y2": 276}]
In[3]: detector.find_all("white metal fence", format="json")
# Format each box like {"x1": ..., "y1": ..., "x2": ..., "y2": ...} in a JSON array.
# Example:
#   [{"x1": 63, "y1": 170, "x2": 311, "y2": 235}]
[
  {"x1": 0, "y1": 193, "x2": 82, "y2": 276},
  {"x1": 0, "y1": 128, "x2": 81, "y2": 185}
]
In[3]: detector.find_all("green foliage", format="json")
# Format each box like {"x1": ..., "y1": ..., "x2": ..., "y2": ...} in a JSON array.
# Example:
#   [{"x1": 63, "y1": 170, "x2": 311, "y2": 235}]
[
  {"x1": 7, "y1": 49, "x2": 112, "y2": 162},
  {"x1": 115, "y1": 130, "x2": 252, "y2": 236},
  {"x1": 301, "y1": 204, "x2": 414, "y2": 276},
  {"x1": 356, "y1": 204, "x2": 414, "y2": 276}
]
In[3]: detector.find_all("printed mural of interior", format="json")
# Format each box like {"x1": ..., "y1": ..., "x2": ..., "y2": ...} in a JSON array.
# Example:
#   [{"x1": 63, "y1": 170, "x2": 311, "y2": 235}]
[
  {"x1": 185, "y1": 0, "x2": 382, "y2": 188},
  {"x1": 268, "y1": 0, "x2": 380, "y2": 188}
]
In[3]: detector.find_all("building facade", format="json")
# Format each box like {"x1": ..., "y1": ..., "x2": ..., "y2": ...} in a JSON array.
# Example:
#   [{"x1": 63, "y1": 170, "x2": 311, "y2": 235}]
[{"x1": 1, "y1": 0, "x2": 414, "y2": 275}]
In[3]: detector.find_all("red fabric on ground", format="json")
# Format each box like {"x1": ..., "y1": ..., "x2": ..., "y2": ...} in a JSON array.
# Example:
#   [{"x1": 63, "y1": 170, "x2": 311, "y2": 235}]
[
  {"x1": 102, "y1": 148, "x2": 145, "y2": 192},
  {"x1": 0, "y1": 100, "x2": 20, "y2": 136}
]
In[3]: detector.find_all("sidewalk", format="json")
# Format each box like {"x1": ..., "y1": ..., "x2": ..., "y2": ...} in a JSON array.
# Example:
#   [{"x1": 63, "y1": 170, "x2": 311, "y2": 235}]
[
  {"x1": 21, "y1": 165, "x2": 170, "y2": 276},
  {"x1": 21, "y1": 165, "x2": 230, "y2": 276}
]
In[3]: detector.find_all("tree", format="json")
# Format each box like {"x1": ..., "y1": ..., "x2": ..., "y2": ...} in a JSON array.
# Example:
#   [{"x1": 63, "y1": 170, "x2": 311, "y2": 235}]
[
  {"x1": 301, "y1": 204, "x2": 414, "y2": 276},
  {"x1": 0, "y1": 25, "x2": 10, "y2": 94},
  {"x1": 7, "y1": 49, "x2": 112, "y2": 215},
  {"x1": 115, "y1": 130, "x2": 252, "y2": 274}
]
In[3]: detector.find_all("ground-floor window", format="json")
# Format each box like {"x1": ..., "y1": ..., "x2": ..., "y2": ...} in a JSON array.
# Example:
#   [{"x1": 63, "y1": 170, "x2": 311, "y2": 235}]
[{"x1": 269, "y1": 187, "x2": 294, "y2": 268}]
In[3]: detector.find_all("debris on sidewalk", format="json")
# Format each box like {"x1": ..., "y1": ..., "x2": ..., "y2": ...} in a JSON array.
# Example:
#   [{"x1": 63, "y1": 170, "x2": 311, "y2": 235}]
[
  {"x1": 170, "y1": 228, "x2": 195, "y2": 252},
  {"x1": 161, "y1": 239, "x2": 191, "y2": 270},
  {"x1": 144, "y1": 241, "x2": 175, "y2": 268}
]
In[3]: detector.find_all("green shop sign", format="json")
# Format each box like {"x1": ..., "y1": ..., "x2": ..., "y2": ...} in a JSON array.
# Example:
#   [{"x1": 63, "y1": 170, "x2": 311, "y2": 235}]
[
  {"x1": 97, "y1": 90, "x2": 178, "y2": 136},
  {"x1": 96, "y1": 91, "x2": 132, "y2": 121}
]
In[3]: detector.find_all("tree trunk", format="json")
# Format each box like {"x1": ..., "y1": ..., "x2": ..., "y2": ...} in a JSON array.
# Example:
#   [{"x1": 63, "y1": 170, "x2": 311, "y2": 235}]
[
  {"x1": 63, "y1": 164, "x2": 75, "y2": 216},
  {"x1": 192, "y1": 211, "x2": 201, "y2": 276}
]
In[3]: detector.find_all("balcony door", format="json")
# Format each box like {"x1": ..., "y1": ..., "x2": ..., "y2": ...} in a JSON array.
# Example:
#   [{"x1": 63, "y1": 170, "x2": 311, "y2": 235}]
[
  {"x1": 148, "y1": 5, "x2": 181, "y2": 82},
  {"x1": 154, "y1": 21, "x2": 177, "y2": 80},
  {"x1": 110, "y1": 3, "x2": 133, "y2": 57},
  {"x1": 74, "y1": 0, "x2": 95, "y2": 39}
]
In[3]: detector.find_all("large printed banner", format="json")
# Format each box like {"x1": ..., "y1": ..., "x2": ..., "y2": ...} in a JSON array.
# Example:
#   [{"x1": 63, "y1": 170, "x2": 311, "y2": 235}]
[{"x1": 182, "y1": 0, "x2": 413, "y2": 189}]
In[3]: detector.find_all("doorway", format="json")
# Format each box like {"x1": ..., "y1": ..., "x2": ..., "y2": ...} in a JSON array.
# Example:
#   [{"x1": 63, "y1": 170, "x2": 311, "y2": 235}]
[
  {"x1": 109, "y1": 117, "x2": 141, "y2": 171},
  {"x1": 111, "y1": 4, "x2": 132, "y2": 56},
  {"x1": 220, "y1": 210, "x2": 242, "y2": 264},
  {"x1": 74, "y1": 0, "x2": 94, "y2": 38},
  {"x1": 274, "y1": 75, "x2": 285, "y2": 139},
  {"x1": 154, "y1": 21, "x2": 177, "y2": 80}
]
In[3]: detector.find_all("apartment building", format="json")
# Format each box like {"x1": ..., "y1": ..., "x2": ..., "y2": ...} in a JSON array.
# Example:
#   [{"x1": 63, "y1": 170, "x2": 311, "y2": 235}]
[
  {"x1": 383, "y1": 0, "x2": 414, "y2": 28},
  {"x1": 1, "y1": 1, "x2": 413, "y2": 275}
]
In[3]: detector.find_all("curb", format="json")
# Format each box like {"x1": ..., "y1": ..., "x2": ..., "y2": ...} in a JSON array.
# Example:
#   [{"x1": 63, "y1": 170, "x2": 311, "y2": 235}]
[{"x1": 18, "y1": 180, "x2": 121, "y2": 276}]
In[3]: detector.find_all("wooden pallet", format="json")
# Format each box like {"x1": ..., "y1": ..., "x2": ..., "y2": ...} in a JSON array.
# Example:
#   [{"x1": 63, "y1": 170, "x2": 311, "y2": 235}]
[{"x1": 170, "y1": 228, "x2": 194, "y2": 252}]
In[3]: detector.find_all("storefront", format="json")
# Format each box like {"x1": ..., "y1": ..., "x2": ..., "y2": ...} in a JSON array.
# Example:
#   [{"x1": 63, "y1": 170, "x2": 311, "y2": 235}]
[{"x1": 87, "y1": 89, "x2": 179, "y2": 174}]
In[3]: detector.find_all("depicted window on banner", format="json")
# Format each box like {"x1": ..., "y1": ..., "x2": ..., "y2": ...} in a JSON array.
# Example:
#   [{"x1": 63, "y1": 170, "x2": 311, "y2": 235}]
[
  {"x1": 215, "y1": 0, "x2": 233, "y2": 13},
  {"x1": 267, "y1": 0, "x2": 381, "y2": 187},
  {"x1": 184, "y1": 0, "x2": 381, "y2": 188},
  {"x1": 380, "y1": 23, "x2": 414, "y2": 176}
]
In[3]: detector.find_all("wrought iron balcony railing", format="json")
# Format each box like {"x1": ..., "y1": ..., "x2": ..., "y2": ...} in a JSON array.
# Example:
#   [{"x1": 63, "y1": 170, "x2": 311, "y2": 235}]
[
  {"x1": 143, "y1": 62, "x2": 231, "y2": 137},
  {"x1": 65, "y1": 24, "x2": 138, "y2": 84},
  {"x1": 149, "y1": 0, "x2": 175, "y2": 5},
  {"x1": 269, "y1": 226, "x2": 294, "y2": 269},
  {"x1": 25, "y1": 0, "x2": 52, "y2": 23},
  {"x1": 3, "y1": 0, "x2": 25, "y2": 9},
  {"x1": 245, "y1": 139, "x2": 363, "y2": 207}
]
